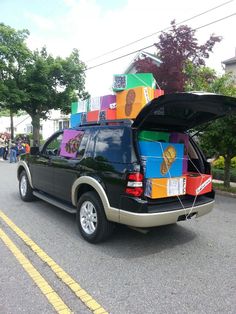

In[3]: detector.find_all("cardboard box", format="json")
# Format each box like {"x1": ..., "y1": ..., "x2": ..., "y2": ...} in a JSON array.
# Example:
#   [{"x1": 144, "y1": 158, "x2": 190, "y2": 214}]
[
  {"x1": 101, "y1": 95, "x2": 116, "y2": 110},
  {"x1": 170, "y1": 132, "x2": 189, "y2": 173},
  {"x1": 88, "y1": 97, "x2": 101, "y2": 111},
  {"x1": 113, "y1": 73, "x2": 156, "y2": 91},
  {"x1": 138, "y1": 130, "x2": 169, "y2": 142},
  {"x1": 87, "y1": 110, "x2": 99, "y2": 122},
  {"x1": 81, "y1": 112, "x2": 87, "y2": 124},
  {"x1": 186, "y1": 172, "x2": 212, "y2": 196},
  {"x1": 71, "y1": 102, "x2": 78, "y2": 114},
  {"x1": 99, "y1": 109, "x2": 117, "y2": 121},
  {"x1": 116, "y1": 87, "x2": 154, "y2": 119},
  {"x1": 145, "y1": 176, "x2": 186, "y2": 199},
  {"x1": 72, "y1": 99, "x2": 89, "y2": 113},
  {"x1": 154, "y1": 89, "x2": 164, "y2": 98},
  {"x1": 70, "y1": 113, "x2": 82, "y2": 128},
  {"x1": 139, "y1": 141, "x2": 184, "y2": 178}
]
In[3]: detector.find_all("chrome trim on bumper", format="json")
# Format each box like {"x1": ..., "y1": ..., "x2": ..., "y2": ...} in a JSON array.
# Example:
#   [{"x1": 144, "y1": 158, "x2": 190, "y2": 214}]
[{"x1": 117, "y1": 200, "x2": 214, "y2": 228}]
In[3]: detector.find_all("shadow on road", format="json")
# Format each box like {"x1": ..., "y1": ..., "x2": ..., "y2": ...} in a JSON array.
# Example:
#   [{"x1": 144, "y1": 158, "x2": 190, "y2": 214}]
[{"x1": 96, "y1": 223, "x2": 197, "y2": 258}]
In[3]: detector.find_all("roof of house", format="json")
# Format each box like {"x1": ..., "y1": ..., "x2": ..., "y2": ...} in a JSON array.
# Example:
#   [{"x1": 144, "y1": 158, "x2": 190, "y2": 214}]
[
  {"x1": 222, "y1": 55, "x2": 236, "y2": 65},
  {"x1": 124, "y1": 51, "x2": 162, "y2": 74}
]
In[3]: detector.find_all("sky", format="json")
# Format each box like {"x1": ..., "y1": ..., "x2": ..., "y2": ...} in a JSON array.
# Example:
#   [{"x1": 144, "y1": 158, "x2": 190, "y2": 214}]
[{"x1": 0, "y1": 0, "x2": 236, "y2": 97}]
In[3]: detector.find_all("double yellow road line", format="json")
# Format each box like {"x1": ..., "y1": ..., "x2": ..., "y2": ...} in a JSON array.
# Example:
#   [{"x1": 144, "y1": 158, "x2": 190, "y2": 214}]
[{"x1": 0, "y1": 210, "x2": 108, "y2": 314}]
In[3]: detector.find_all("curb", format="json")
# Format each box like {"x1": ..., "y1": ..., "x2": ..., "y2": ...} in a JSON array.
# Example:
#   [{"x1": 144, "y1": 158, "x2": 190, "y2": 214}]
[{"x1": 215, "y1": 189, "x2": 236, "y2": 198}]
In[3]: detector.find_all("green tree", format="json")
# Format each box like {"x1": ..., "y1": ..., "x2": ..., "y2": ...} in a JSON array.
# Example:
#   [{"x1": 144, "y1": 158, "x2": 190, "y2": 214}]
[
  {"x1": 135, "y1": 20, "x2": 221, "y2": 93},
  {"x1": 0, "y1": 24, "x2": 88, "y2": 145},
  {"x1": 0, "y1": 23, "x2": 32, "y2": 138},
  {"x1": 19, "y1": 47, "x2": 87, "y2": 145},
  {"x1": 185, "y1": 64, "x2": 236, "y2": 187}
]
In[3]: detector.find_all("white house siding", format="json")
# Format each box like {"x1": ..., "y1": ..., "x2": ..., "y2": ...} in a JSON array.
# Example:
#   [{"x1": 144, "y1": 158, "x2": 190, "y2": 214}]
[{"x1": 0, "y1": 110, "x2": 69, "y2": 140}]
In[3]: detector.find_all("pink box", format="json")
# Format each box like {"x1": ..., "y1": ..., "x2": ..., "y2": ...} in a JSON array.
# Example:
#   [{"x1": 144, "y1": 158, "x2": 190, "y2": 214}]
[
  {"x1": 100, "y1": 95, "x2": 116, "y2": 110},
  {"x1": 170, "y1": 132, "x2": 189, "y2": 173}
]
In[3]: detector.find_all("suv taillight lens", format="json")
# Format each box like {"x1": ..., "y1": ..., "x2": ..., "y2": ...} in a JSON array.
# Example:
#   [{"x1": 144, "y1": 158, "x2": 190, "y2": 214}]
[{"x1": 125, "y1": 173, "x2": 144, "y2": 197}]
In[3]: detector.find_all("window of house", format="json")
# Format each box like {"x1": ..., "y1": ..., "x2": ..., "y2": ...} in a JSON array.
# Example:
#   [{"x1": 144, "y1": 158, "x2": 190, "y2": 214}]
[{"x1": 59, "y1": 120, "x2": 69, "y2": 131}]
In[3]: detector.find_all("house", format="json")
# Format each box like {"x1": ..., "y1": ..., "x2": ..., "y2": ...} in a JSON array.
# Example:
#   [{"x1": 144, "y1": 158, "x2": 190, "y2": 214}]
[
  {"x1": 0, "y1": 110, "x2": 69, "y2": 140},
  {"x1": 124, "y1": 51, "x2": 162, "y2": 74},
  {"x1": 222, "y1": 49, "x2": 236, "y2": 80}
]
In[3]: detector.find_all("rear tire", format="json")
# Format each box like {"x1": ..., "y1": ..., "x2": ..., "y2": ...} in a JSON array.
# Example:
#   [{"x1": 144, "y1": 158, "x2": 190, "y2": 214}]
[
  {"x1": 19, "y1": 171, "x2": 34, "y2": 202},
  {"x1": 76, "y1": 191, "x2": 114, "y2": 243}
]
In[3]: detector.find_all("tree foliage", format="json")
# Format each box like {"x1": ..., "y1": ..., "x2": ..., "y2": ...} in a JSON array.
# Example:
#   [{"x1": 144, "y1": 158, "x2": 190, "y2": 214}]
[
  {"x1": 0, "y1": 23, "x2": 88, "y2": 144},
  {"x1": 0, "y1": 23, "x2": 32, "y2": 111},
  {"x1": 185, "y1": 64, "x2": 236, "y2": 187},
  {"x1": 135, "y1": 20, "x2": 221, "y2": 93}
]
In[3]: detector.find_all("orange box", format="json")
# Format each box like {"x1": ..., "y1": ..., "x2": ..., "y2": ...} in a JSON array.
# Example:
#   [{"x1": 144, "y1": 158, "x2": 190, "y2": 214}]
[
  {"x1": 186, "y1": 173, "x2": 212, "y2": 196},
  {"x1": 145, "y1": 176, "x2": 186, "y2": 199},
  {"x1": 154, "y1": 89, "x2": 164, "y2": 98},
  {"x1": 116, "y1": 86, "x2": 154, "y2": 119}
]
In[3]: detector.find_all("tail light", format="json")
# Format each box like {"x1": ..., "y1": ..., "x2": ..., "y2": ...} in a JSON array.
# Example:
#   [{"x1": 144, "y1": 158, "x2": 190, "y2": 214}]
[{"x1": 125, "y1": 173, "x2": 144, "y2": 197}]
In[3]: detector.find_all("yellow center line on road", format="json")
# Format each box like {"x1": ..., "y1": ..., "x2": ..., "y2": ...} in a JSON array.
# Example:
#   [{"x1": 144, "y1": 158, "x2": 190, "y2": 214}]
[
  {"x1": 0, "y1": 211, "x2": 108, "y2": 314},
  {"x1": 0, "y1": 227, "x2": 72, "y2": 314}
]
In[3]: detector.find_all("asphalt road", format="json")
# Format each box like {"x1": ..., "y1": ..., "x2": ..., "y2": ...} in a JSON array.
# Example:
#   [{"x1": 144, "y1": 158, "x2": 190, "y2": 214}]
[{"x1": 0, "y1": 161, "x2": 236, "y2": 314}]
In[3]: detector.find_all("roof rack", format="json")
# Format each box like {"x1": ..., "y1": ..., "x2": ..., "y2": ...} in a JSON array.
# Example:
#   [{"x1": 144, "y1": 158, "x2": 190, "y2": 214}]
[{"x1": 77, "y1": 119, "x2": 133, "y2": 127}]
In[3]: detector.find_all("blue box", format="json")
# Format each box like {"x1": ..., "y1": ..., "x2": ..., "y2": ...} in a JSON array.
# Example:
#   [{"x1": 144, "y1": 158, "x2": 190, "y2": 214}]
[
  {"x1": 139, "y1": 141, "x2": 184, "y2": 178},
  {"x1": 70, "y1": 113, "x2": 82, "y2": 128}
]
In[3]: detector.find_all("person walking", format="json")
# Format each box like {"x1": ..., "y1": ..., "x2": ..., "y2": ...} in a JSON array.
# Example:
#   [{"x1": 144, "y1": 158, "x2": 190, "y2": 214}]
[
  {"x1": 0, "y1": 134, "x2": 6, "y2": 161},
  {"x1": 9, "y1": 141, "x2": 18, "y2": 163},
  {"x1": 3, "y1": 138, "x2": 9, "y2": 160}
]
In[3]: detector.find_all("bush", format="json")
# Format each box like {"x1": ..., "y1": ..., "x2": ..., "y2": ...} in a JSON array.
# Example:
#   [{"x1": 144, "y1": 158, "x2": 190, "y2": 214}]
[
  {"x1": 213, "y1": 156, "x2": 236, "y2": 169},
  {"x1": 212, "y1": 167, "x2": 236, "y2": 182}
]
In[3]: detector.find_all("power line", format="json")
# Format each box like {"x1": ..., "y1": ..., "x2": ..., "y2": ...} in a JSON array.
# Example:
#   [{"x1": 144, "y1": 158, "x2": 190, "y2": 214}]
[
  {"x1": 86, "y1": 13, "x2": 236, "y2": 71},
  {"x1": 86, "y1": 0, "x2": 234, "y2": 63}
]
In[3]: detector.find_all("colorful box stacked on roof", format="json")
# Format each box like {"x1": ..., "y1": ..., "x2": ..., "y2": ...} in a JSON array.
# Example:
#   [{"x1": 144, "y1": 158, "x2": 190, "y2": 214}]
[
  {"x1": 70, "y1": 73, "x2": 164, "y2": 126},
  {"x1": 113, "y1": 73, "x2": 156, "y2": 91},
  {"x1": 114, "y1": 73, "x2": 160, "y2": 120},
  {"x1": 70, "y1": 94, "x2": 117, "y2": 126}
]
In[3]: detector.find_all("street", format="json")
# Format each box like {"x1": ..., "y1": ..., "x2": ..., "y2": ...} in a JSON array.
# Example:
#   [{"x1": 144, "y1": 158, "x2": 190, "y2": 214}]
[{"x1": 0, "y1": 161, "x2": 235, "y2": 314}]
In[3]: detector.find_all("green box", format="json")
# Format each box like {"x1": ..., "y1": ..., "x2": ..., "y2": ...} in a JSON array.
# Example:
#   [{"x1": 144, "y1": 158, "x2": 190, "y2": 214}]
[
  {"x1": 71, "y1": 99, "x2": 90, "y2": 114},
  {"x1": 138, "y1": 131, "x2": 170, "y2": 142},
  {"x1": 113, "y1": 73, "x2": 156, "y2": 91},
  {"x1": 71, "y1": 102, "x2": 78, "y2": 114}
]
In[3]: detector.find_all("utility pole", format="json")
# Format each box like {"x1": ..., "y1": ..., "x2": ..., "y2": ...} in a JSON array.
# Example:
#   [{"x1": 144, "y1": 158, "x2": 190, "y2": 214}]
[{"x1": 10, "y1": 109, "x2": 14, "y2": 140}]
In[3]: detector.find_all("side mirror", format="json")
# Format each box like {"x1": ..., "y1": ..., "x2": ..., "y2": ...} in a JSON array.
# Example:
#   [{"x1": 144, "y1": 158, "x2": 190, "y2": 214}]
[{"x1": 30, "y1": 146, "x2": 40, "y2": 155}]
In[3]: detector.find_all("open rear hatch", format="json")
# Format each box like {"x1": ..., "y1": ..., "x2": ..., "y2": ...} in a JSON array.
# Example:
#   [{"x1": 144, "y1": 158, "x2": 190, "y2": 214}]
[
  {"x1": 132, "y1": 92, "x2": 236, "y2": 131},
  {"x1": 131, "y1": 92, "x2": 236, "y2": 207}
]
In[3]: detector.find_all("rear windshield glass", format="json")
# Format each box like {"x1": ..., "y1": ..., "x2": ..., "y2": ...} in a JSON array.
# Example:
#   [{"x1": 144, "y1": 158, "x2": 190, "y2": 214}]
[{"x1": 94, "y1": 127, "x2": 131, "y2": 163}]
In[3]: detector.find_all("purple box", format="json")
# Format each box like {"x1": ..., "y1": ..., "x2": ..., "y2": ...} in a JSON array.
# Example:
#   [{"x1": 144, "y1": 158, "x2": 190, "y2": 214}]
[
  {"x1": 100, "y1": 95, "x2": 116, "y2": 110},
  {"x1": 170, "y1": 132, "x2": 189, "y2": 173}
]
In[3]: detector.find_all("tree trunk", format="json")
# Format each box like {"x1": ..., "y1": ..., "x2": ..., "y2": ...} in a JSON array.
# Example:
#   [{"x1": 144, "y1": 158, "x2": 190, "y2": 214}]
[
  {"x1": 10, "y1": 109, "x2": 14, "y2": 140},
  {"x1": 31, "y1": 114, "x2": 40, "y2": 146},
  {"x1": 224, "y1": 154, "x2": 231, "y2": 188}
]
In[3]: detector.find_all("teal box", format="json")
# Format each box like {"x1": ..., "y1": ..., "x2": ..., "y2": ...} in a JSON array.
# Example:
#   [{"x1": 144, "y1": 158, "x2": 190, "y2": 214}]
[{"x1": 139, "y1": 141, "x2": 184, "y2": 178}]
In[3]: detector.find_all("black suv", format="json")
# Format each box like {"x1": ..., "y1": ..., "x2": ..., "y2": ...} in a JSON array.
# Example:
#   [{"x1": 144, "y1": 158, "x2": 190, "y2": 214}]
[{"x1": 17, "y1": 93, "x2": 236, "y2": 243}]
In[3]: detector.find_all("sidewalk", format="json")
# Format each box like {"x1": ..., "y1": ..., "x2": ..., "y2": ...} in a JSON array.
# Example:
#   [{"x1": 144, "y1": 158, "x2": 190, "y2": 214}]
[{"x1": 212, "y1": 179, "x2": 236, "y2": 187}]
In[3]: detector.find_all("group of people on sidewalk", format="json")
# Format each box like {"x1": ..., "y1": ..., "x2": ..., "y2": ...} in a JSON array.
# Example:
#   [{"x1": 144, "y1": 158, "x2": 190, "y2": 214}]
[{"x1": 0, "y1": 133, "x2": 30, "y2": 163}]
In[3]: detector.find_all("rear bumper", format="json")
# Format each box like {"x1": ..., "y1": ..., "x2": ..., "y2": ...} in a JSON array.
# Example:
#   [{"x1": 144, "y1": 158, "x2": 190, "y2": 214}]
[{"x1": 118, "y1": 200, "x2": 214, "y2": 228}]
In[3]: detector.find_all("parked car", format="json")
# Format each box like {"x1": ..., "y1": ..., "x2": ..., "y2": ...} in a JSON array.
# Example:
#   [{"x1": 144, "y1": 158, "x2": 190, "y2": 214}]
[{"x1": 17, "y1": 93, "x2": 236, "y2": 243}]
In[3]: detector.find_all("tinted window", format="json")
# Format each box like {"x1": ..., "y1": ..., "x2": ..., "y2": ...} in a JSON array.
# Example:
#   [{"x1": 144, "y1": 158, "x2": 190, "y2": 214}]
[
  {"x1": 77, "y1": 129, "x2": 90, "y2": 159},
  {"x1": 44, "y1": 133, "x2": 63, "y2": 156},
  {"x1": 94, "y1": 127, "x2": 131, "y2": 163}
]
